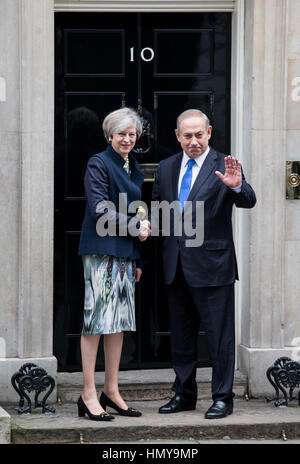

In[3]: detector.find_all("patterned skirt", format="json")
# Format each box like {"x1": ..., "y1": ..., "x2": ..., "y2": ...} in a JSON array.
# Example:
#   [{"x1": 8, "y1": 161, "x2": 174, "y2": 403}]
[{"x1": 81, "y1": 254, "x2": 136, "y2": 335}]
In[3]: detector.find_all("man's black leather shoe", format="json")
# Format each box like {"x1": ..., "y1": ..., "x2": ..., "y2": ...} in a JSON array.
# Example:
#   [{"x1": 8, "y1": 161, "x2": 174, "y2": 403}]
[
  {"x1": 205, "y1": 400, "x2": 233, "y2": 419},
  {"x1": 159, "y1": 394, "x2": 196, "y2": 414}
]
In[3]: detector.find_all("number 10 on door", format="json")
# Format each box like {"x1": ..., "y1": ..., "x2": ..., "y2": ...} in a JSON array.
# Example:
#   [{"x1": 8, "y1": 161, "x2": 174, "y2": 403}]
[{"x1": 130, "y1": 47, "x2": 155, "y2": 62}]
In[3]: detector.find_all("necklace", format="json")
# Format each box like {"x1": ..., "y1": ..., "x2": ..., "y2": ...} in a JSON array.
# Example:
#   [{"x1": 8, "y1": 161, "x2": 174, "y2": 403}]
[{"x1": 123, "y1": 155, "x2": 129, "y2": 171}]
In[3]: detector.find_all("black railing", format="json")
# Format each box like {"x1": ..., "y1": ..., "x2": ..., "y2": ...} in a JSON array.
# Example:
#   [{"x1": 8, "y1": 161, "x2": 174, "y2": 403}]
[
  {"x1": 11, "y1": 363, "x2": 56, "y2": 414},
  {"x1": 266, "y1": 357, "x2": 300, "y2": 407}
]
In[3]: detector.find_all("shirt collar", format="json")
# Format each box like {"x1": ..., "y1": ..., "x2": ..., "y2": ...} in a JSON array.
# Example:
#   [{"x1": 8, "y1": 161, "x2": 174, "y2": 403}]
[{"x1": 182, "y1": 146, "x2": 210, "y2": 167}]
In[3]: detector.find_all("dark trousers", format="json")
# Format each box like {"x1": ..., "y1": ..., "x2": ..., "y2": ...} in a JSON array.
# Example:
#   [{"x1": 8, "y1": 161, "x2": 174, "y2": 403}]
[{"x1": 167, "y1": 260, "x2": 235, "y2": 403}]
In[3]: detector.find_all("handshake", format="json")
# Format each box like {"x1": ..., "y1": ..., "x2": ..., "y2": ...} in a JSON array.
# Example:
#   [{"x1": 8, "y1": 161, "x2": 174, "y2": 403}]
[
  {"x1": 138, "y1": 219, "x2": 151, "y2": 241},
  {"x1": 136, "y1": 206, "x2": 151, "y2": 242}
]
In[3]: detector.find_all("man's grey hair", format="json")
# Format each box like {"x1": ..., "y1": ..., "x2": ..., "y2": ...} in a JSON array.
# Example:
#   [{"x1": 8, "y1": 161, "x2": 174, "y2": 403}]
[
  {"x1": 176, "y1": 109, "x2": 210, "y2": 133},
  {"x1": 102, "y1": 107, "x2": 143, "y2": 142}
]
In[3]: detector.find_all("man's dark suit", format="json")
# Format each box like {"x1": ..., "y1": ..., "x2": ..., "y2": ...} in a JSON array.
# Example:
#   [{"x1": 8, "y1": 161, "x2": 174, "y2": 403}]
[{"x1": 152, "y1": 147, "x2": 256, "y2": 403}]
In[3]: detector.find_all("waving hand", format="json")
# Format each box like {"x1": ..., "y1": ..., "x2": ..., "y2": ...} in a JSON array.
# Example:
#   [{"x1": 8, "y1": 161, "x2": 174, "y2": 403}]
[{"x1": 215, "y1": 156, "x2": 242, "y2": 188}]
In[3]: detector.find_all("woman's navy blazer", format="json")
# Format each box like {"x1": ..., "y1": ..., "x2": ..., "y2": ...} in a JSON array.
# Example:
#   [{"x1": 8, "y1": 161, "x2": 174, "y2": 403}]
[{"x1": 78, "y1": 145, "x2": 145, "y2": 261}]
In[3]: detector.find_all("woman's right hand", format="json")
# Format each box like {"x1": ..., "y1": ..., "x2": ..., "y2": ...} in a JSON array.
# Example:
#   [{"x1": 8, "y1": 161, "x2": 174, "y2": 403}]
[{"x1": 138, "y1": 220, "x2": 151, "y2": 241}]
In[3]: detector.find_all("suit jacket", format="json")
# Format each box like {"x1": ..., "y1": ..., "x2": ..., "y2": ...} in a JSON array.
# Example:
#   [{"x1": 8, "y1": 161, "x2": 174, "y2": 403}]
[
  {"x1": 152, "y1": 147, "x2": 256, "y2": 287},
  {"x1": 78, "y1": 145, "x2": 144, "y2": 261}
]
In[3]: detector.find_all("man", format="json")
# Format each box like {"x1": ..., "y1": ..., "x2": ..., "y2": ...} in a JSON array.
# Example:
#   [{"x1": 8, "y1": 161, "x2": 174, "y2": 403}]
[{"x1": 152, "y1": 109, "x2": 256, "y2": 419}]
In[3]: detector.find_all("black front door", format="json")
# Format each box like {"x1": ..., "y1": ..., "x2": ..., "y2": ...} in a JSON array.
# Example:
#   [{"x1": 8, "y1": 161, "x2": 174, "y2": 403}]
[{"x1": 54, "y1": 12, "x2": 231, "y2": 371}]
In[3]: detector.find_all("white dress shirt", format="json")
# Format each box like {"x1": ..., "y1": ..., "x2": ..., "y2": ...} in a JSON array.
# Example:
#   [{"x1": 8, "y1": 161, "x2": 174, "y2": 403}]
[{"x1": 178, "y1": 147, "x2": 242, "y2": 195}]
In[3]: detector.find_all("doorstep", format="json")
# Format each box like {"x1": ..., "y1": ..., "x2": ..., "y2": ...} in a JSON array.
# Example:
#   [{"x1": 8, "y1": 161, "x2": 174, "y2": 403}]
[{"x1": 56, "y1": 367, "x2": 247, "y2": 403}]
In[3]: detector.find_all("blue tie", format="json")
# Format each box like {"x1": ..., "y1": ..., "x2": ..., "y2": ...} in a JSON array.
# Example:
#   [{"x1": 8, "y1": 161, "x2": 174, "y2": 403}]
[{"x1": 178, "y1": 158, "x2": 196, "y2": 212}]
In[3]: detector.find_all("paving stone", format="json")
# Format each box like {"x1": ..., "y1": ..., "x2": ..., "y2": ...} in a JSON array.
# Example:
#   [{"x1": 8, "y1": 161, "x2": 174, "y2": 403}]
[
  {"x1": 4, "y1": 399, "x2": 300, "y2": 444},
  {"x1": 0, "y1": 406, "x2": 11, "y2": 444},
  {"x1": 2, "y1": 368, "x2": 300, "y2": 445}
]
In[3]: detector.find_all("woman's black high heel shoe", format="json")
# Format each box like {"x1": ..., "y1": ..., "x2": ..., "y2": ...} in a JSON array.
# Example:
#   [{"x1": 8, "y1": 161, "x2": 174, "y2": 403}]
[
  {"x1": 77, "y1": 395, "x2": 115, "y2": 421},
  {"x1": 100, "y1": 392, "x2": 142, "y2": 417}
]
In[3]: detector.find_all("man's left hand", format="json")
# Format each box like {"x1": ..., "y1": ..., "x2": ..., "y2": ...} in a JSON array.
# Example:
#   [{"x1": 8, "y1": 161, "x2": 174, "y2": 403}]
[{"x1": 215, "y1": 156, "x2": 242, "y2": 188}]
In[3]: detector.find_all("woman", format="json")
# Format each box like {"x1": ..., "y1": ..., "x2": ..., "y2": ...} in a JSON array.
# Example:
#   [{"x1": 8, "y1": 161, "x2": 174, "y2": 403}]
[{"x1": 77, "y1": 107, "x2": 150, "y2": 421}]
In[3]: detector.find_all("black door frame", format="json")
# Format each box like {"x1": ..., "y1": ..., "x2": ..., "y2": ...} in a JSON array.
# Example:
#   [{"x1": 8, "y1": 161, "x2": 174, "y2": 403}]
[{"x1": 54, "y1": 11, "x2": 232, "y2": 372}]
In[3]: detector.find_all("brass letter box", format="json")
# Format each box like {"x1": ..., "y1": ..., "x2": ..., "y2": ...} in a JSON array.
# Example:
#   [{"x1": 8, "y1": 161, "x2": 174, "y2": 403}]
[{"x1": 286, "y1": 161, "x2": 300, "y2": 199}]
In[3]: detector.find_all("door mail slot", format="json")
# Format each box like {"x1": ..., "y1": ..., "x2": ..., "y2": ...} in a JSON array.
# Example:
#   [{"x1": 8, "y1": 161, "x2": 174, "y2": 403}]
[
  {"x1": 139, "y1": 163, "x2": 158, "y2": 182},
  {"x1": 286, "y1": 161, "x2": 300, "y2": 199}
]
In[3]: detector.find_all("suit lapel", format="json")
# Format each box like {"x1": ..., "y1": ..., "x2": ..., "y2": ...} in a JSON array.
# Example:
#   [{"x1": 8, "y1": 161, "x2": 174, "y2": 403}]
[
  {"x1": 188, "y1": 148, "x2": 218, "y2": 201},
  {"x1": 171, "y1": 152, "x2": 183, "y2": 201}
]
